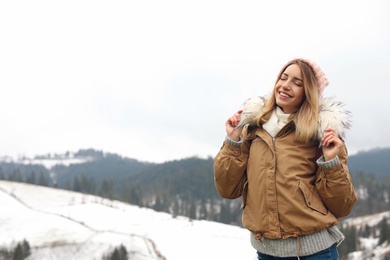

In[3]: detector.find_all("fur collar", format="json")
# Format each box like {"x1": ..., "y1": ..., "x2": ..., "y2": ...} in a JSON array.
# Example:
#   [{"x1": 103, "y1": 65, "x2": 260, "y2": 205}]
[{"x1": 237, "y1": 96, "x2": 351, "y2": 140}]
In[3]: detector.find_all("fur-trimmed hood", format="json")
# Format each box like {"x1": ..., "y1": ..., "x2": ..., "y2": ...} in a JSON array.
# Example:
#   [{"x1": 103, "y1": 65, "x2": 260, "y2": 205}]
[{"x1": 237, "y1": 96, "x2": 351, "y2": 140}]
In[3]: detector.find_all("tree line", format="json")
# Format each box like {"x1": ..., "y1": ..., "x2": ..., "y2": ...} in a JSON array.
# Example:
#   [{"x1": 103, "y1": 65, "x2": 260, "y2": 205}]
[
  {"x1": 1, "y1": 158, "x2": 389, "y2": 223},
  {"x1": 0, "y1": 240, "x2": 30, "y2": 260},
  {"x1": 1, "y1": 152, "x2": 390, "y2": 258},
  {"x1": 0, "y1": 240, "x2": 131, "y2": 260}
]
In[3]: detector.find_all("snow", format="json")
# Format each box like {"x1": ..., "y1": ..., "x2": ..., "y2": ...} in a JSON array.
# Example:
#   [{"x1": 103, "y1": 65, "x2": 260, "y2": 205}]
[
  {"x1": 19, "y1": 157, "x2": 93, "y2": 169},
  {"x1": 342, "y1": 211, "x2": 390, "y2": 259},
  {"x1": 0, "y1": 153, "x2": 93, "y2": 169},
  {"x1": 356, "y1": 184, "x2": 369, "y2": 200},
  {"x1": 359, "y1": 237, "x2": 380, "y2": 251},
  {"x1": 343, "y1": 211, "x2": 390, "y2": 228},
  {"x1": 0, "y1": 180, "x2": 257, "y2": 260}
]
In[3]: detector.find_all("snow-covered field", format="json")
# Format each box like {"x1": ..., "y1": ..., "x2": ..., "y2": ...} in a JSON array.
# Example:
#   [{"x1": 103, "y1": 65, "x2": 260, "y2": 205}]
[
  {"x1": 2, "y1": 179, "x2": 390, "y2": 259},
  {"x1": 0, "y1": 180, "x2": 256, "y2": 260},
  {"x1": 343, "y1": 211, "x2": 390, "y2": 260}
]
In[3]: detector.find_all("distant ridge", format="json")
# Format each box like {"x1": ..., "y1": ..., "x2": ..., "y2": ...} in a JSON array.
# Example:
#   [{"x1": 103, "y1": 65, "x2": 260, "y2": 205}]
[
  {"x1": 1, "y1": 146, "x2": 390, "y2": 178},
  {"x1": 348, "y1": 147, "x2": 390, "y2": 176}
]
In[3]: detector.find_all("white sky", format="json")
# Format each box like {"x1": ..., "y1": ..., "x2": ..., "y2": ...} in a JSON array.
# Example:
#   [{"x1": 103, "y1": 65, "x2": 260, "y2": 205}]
[{"x1": 1, "y1": 0, "x2": 389, "y2": 163}]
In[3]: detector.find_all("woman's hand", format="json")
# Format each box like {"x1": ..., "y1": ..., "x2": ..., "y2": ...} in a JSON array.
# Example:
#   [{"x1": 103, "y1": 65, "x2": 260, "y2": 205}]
[
  {"x1": 321, "y1": 128, "x2": 343, "y2": 161},
  {"x1": 225, "y1": 110, "x2": 243, "y2": 141}
]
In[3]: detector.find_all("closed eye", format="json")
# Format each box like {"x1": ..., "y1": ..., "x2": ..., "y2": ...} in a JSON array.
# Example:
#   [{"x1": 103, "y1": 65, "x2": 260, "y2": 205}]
[
  {"x1": 295, "y1": 81, "x2": 302, "y2": 86},
  {"x1": 280, "y1": 73, "x2": 302, "y2": 86}
]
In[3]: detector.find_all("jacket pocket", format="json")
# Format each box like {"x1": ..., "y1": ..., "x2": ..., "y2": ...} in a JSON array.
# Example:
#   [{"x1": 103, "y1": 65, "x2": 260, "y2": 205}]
[
  {"x1": 241, "y1": 180, "x2": 248, "y2": 209},
  {"x1": 299, "y1": 180, "x2": 328, "y2": 215}
]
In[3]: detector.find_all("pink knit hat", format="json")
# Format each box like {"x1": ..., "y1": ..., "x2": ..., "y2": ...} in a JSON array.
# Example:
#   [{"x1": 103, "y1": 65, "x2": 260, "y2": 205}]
[{"x1": 287, "y1": 58, "x2": 329, "y2": 96}]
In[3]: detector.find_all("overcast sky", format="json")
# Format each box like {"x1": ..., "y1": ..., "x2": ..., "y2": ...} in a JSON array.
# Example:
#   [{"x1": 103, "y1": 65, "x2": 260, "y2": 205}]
[{"x1": 1, "y1": 0, "x2": 389, "y2": 163}]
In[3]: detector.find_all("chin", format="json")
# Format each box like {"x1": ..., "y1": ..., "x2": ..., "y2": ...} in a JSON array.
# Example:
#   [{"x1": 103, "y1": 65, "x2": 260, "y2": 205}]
[{"x1": 275, "y1": 99, "x2": 286, "y2": 107}]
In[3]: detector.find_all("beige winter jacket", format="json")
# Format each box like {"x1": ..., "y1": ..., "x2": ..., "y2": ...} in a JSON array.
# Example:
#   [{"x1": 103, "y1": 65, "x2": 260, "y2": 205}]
[{"x1": 214, "y1": 97, "x2": 357, "y2": 239}]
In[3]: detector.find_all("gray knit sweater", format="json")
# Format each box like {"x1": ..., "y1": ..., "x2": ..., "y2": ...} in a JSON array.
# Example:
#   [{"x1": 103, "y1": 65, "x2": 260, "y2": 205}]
[{"x1": 250, "y1": 226, "x2": 344, "y2": 257}]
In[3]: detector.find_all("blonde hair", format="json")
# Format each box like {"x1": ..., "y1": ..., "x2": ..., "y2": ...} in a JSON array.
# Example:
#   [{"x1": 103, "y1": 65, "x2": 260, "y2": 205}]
[{"x1": 257, "y1": 60, "x2": 320, "y2": 143}]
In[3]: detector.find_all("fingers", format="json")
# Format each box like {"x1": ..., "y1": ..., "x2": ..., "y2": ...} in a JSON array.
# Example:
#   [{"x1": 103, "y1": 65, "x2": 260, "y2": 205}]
[
  {"x1": 226, "y1": 110, "x2": 243, "y2": 128},
  {"x1": 321, "y1": 128, "x2": 342, "y2": 147},
  {"x1": 225, "y1": 110, "x2": 243, "y2": 141}
]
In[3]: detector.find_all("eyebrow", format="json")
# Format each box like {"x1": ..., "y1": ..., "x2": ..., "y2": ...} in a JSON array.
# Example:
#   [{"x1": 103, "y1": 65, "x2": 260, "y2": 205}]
[{"x1": 282, "y1": 72, "x2": 302, "y2": 81}]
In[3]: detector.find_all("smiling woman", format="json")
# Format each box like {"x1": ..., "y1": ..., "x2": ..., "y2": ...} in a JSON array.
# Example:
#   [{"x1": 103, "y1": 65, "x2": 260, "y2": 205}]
[
  {"x1": 275, "y1": 64, "x2": 305, "y2": 114},
  {"x1": 214, "y1": 58, "x2": 358, "y2": 260}
]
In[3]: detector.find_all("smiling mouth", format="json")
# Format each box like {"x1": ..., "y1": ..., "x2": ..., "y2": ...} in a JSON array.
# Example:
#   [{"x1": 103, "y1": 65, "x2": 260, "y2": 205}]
[{"x1": 279, "y1": 92, "x2": 291, "y2": 98}]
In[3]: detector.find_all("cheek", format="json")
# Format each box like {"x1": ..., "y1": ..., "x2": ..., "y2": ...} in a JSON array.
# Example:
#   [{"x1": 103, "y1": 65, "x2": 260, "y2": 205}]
[
  {"x1": 296, "y1": 88, "x2": 305, "y2": 100},
  {"x1": 275, "y1": 84, "x2": 282, "y2": 93}
]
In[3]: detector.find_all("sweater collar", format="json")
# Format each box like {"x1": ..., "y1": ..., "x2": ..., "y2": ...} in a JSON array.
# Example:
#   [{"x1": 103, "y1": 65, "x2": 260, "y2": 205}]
[{"x1": 262, "y1": 106, "x2": 291, "y2": 138}]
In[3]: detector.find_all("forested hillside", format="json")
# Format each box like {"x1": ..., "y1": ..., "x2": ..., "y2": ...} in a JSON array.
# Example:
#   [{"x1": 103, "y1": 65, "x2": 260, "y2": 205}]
[
  {"x1": 1, "y1": 148, "x2": 390, "y2": 219},
  {"x1": 348, "y1": 147, "x2": 390, "y2": 177},
  {"x1": 1, "y1": 147, "x2": 390, "y2": 258}
]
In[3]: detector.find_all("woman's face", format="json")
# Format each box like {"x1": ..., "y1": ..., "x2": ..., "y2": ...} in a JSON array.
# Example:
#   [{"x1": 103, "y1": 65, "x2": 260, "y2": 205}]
[{"x1": 275, "y1": 64, "x2": 305, "y2": 114}]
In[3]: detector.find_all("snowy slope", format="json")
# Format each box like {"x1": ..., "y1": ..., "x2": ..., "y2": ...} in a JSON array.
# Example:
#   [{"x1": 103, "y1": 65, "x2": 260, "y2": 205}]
[
  {"x1": 0, "y1": 180, "x2": 256, "y2": 260},
  {"x1": 343, "y1": 211, "x2": 390, "y2": 260}
]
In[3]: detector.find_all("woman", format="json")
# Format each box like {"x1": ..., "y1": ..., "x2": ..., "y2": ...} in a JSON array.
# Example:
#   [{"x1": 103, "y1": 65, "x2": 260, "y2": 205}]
[{"x1": 214, "y1": 58, "x2": 357, "y2": 260}]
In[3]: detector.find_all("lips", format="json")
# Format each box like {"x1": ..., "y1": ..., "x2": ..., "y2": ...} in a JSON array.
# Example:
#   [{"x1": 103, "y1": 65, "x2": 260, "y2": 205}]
[{"x1": 279, "y1": 91, "x2": 291, "y2": 98}]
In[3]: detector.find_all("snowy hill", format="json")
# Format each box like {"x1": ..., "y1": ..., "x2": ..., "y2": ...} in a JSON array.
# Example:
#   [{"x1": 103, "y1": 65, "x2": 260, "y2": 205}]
[
  {"x1": 16, "y1": 152, "x2": 95, "y2": 169},
  {"x1": 342, "y1": 211, "x2": 390, "y2": 259},
  {"x1": 1, "y1": 181, "x2": 390, "y2": 259},
  {"x1": 0, "y1": 180, "x2": 256, "y2": 260}
]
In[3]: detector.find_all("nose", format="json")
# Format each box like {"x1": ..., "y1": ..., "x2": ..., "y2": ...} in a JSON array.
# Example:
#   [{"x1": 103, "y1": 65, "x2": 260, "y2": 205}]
[{"x1": 281, "y1": 80, "x2": 291, "y2": 89}]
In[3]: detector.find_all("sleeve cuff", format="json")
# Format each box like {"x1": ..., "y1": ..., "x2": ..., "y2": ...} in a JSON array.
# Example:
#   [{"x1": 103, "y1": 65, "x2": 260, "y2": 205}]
[
  {"x1": 316, "y1": 155, "x2": 340, "y2": 169},
  {"x1": 224, "y1": 136, "x2": 243, "y2": 147}
]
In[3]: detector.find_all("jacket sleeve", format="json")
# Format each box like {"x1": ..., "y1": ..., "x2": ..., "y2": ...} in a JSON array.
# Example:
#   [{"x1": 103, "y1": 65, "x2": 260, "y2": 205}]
[
  {"x1": 315, "y1": 143, "x2": 358, "y2": 218},
  {"x1": 213, "y1": 138, "x2": 250, "y2": 199}
]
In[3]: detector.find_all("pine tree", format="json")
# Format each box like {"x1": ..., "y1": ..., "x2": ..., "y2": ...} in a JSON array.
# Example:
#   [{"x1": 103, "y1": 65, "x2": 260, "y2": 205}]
[
  {"x1": 38, "y1": 172, "x2": 48, "y2": 186},
  {"x1": 379, "y1": 217, "x2": 390, "y2": 244},
  {"x1": 338, "y1": 224, "x2": 357, "y2": 258},
  {"x1": 22, "y1": 240, "x2": 30, "y2": 257},
  {"x1": 361, "y1": 224, "x2": 370, "y2": 237},
  {"x1": 11, "y1": 169, "x2": 23, "y2": 182},
  {"x1": 208, "y1": 198, "x2": 216, "y2": 221},
  {"x1": 12, "y1": 243, "x2": 23, "y2": 260},
  {"x1": 111, "y1": 248, "x2": 120, "y2": 260},
  {"x1": 12, "y1": 240, "x2": 30, "y2": 260},
  {"x1": 199, "y1": 200, "x2": 208, "y2": 220},
  {"x1": 0, "y1": 167, "x2": 5, "y2": 180},
  {"x1": 188, "y1": 199, "x2": 197, "y2": 220},
  {"x1": 154, "y1": 195, "x2": 163, "y2": 212},
  {"x1": 100, "y1": 180, "x2": 114, "y2": 200},
  {"x1": 119, "y1": 245, "x2": 127, "y2": 260},
  {"x1": 104, "y1": 244, "x2": 128, "y2": 260},
  {"x1": 26, "y1": 171, "x2": 36, "y2": 184},
  {"x1": 131, "y1": 186, "x2": 143, "y2": 206},
  {"x1": 219, "y1": 202, "x2": 232, "y2": 224},
  {"x1": 171, "y1": 197, "x2": 179, "y2": 218}
]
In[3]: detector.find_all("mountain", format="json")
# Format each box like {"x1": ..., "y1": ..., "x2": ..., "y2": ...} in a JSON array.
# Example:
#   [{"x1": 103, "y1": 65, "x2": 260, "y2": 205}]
[
  {"x1": 1, "y1": 147, "x2": 390, "y2": 258},
  {"x1": 5, "y1": 146, "x2": 390, "y2": 178},
  {"x1": 1, "y1": 147, "x2": 390, "y2": 222},
  {"x1": 2, "y1": 147, "x2": 389, "y2": 182},
  {"x1": 0, "y1": 180, "x2": 256, "y2": 260},
  {"x1": 348, "y1": 148, "x2": 390, "y2": 176}
]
